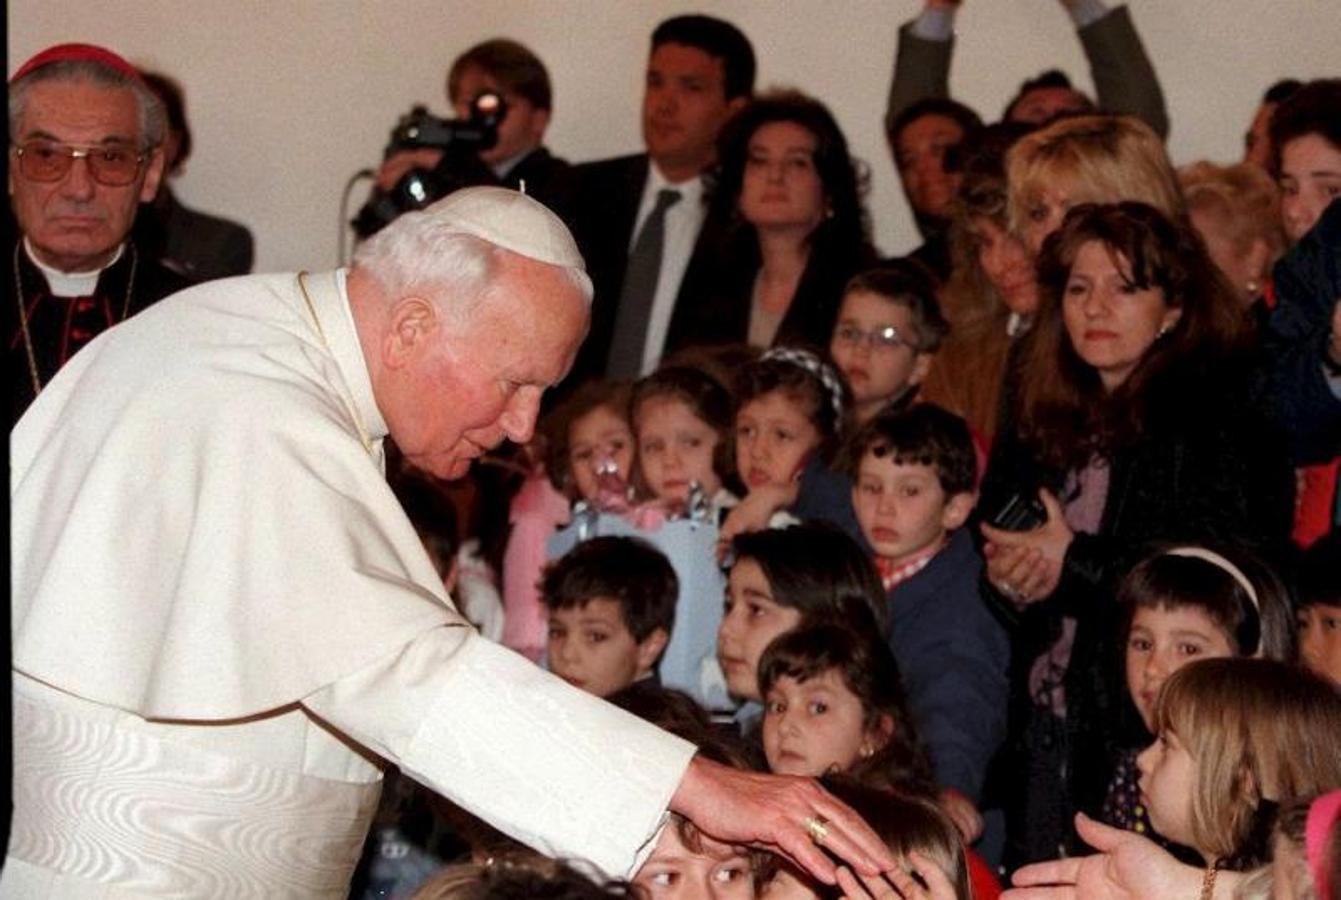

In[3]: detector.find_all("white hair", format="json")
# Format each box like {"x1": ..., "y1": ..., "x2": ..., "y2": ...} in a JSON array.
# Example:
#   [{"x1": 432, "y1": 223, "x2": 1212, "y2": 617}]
[
  {"x1": 8, "y1": 60, "x2": 166, "y2": 150},
  {"x1": 351, "y1": 204, "x2": 592, "y2": 327}
]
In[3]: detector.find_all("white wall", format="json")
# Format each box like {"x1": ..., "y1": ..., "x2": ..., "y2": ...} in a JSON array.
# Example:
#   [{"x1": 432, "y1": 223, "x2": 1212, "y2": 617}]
[{"x1": 9, "y1": 1, "x2": 1339, "y2": 273}]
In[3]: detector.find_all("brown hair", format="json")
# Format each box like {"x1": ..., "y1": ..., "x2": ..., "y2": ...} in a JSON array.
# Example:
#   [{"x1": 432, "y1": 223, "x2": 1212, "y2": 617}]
[
  {"x1": 1152, "y1": 659, "x2": 1341, "y2": 866},
  {"x1": 1012, "y1": 201, "x2": 1247, "y2": 470},
  {"x1": 1006, "y1": 115, "x2": 1184, "y2": 236},
  {"x1": 447, "y1": 38, "x2": 552, "y2": 111},
  {"x1": 541, "y1": 379, "x2": 633, "y2": 499},
  {"x1": 1179, "y1": 161, "x2": 1286, "y2": 267}
]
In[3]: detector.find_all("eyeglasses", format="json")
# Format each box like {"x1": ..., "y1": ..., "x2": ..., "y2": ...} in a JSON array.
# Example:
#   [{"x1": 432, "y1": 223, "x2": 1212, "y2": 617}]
[
  {"x1": 12, "y1": 140, "x2": 147, "y2": 186},
  {"x1": 832, "y1": 323, "x2": 914, "y2": 352}
]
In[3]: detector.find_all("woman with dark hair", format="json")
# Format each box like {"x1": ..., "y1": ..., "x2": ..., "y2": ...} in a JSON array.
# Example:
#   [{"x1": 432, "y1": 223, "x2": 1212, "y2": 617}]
[
  {"x1": 670, "y1": 90, "x2": 875, "y2": 352},
  {"x1": 1269, "y1": 78, "x2": 1341, "y2": 245},
  {"x1": 974, "y1": 202, "x2": 1294, "y2": 869}
]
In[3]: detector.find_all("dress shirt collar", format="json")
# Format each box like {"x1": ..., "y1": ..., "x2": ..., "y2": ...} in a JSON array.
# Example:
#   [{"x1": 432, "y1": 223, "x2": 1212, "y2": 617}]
[
  {"x1": 25, "y1": 237, "x2": 123, "y2": 297},
  {"x1": 311, "y1": 268, "x2": 390, "y2": 449}
]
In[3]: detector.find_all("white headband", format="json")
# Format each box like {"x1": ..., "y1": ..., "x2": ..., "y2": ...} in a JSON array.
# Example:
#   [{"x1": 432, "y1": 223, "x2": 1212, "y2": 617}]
[{"x1": 1163, "y1": 546, "x2": 1260, "y2": 612}]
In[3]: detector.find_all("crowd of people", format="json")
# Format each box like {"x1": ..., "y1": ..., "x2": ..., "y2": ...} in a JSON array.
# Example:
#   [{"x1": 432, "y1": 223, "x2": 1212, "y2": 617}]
[{"x1": 6, "y1": 4, "x2": 1341, "y2": 900}]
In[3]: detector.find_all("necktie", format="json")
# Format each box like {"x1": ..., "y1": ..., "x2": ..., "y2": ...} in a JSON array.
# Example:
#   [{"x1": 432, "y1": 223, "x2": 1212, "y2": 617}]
[{"x1": 606, "y1": 188, "x2": 682, "y2": 377}]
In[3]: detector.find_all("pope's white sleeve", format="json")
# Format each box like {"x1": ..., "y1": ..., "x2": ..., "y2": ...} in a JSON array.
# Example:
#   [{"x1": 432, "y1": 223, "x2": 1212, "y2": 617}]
[{"x1": 302, "y1": 625, "x2": 695, "y2": 878}]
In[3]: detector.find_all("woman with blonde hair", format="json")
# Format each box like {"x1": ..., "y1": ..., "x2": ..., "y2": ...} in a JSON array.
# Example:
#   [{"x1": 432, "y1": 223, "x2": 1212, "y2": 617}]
[
  {"x1": 1179, "y1": 161, "x2": 1287, "y2": 308},
  {"x1": 1007, "y1": 114, "x2": 1184, "y2": 255}
]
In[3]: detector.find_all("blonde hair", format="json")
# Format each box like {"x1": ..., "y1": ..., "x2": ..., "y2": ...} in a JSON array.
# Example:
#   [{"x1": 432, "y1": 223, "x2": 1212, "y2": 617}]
[
  {"x1": 1178, "y1": 161, "x2": 1287, "y2": 262},
  {"x1": 1153, "y1": 659, "x2": 1341, "y2": 865},
  {"x1": 1006, "y1": 115, "x2": 1183, "y2": 236}
]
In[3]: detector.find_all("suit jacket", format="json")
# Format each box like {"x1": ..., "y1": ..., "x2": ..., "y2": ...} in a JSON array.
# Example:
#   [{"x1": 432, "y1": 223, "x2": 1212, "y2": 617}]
[
  {"x1": 559, "y1": 153, "x2": 730, "y2": 387},
  {"x1": 499, "y1": 145, "x2": 573, "y2": 212},
  {"x1": 134, "y1": 187, "x2": 255, "y2": 282}
]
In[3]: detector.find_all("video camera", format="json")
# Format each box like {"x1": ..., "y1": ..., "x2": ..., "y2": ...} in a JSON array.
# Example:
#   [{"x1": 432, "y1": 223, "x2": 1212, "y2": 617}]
[{"x1": 352, "y1": 91, "x2": 507, "y2": 238}]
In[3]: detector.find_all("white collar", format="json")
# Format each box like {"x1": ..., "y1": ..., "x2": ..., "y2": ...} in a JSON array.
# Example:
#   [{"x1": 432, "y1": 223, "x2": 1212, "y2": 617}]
[
  {"x1": 306, "y1": 269, "x2": 390, "y2": 449},
  {"x1": 25, "y1": 238, "x2": 123, "y2": 297},
  {"x1": 646, "y1": 161, "x2": 704, "y2": 204}
]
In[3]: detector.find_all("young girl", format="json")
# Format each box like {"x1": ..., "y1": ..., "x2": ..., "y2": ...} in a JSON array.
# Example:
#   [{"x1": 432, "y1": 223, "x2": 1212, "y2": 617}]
[
  {"x1": 828, "y1": 265, "x2": 948, "y2": 429},
  {"x1": 1136, "y1": 658, "x2": 1341, "y2": 874},
  {"x1": 1103, "y1": 544, "x2": 1296, "y2": 840},
  {"x1": 733, "y1": 348, "x2": 846, "y2": 507},
  {"x1": 755, "y1": 623, "x2": 1001, "y2": 900},
  {"x1": 630, "y1": 366, "x2": 738, "y2": 515},
  {"x1": 501, "y1": 380, "x2": 634, "y2": 661},
  {"x1": 717, "y1": 522, "x2": 886, "y2": 711}
]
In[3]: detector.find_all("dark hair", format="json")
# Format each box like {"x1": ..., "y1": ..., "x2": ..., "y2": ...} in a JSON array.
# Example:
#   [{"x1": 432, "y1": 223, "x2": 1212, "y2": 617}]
[
  {"x1": 844, "y1": 404, "x2": 976, "y2": 497},
  {"x1": 1298, "y1": 529, "x2": 1341, "y2": 609},
  {"x1": 1268, "y1": 78, "x2": 1341, "y2": 176},
  {"x1": 888, "y1": 97, "x2": 983, "y2": 162},
  {"x1": 651, "y1": 15, "x2": 756, "y2": 101},
  {"x1": 1262, "y1": 78, "x2": 1304, "y2": 106},
  {"x1": 447, "y1": 38, "x2": 553, "y2": 111},
  {"x1": 729, "y1": 522, "x2": 887, "y2": 632},
  {"x1": 758, "y1": 621, "x2": 936, "y2": 795},
  {"x1": 843, "y1": 263, "x2": 949, "y2": 353},
  {"x1": 712, "y1": 89, "x2": 871, "y2": 260},
  {"x1": 630, "y1": 365, "x2": 737, "y2": 492},
  {"x1": 542, "y1": 379, "x2": 632, "y2": 498},
  {"x1": 762, "y1": 779, "x2": 970, "y2": 900},
  {"x1": 139, "y1": 70, "x2": 190, "y2": 172},
  {"x1": 540, "y1": 536, "x2": 678, "y2": 642},
  {"x1": 1003, "y1": 69, "x2": 1095, "y2": 123},
  {"x1": 387, "y1": 462, "x2": 459, "y2": 581},
  {"x1": 414, "y1": 857, "x2": 639, "y2": 900},
  {"x1": 951, "y1": 121, "x2": 1037, "y2": 226},
  {"x1": 734, "y1": 349, "x2": 848, "y2": 462},
  {"x1": 1015, "y1": 201, "x2": 1248, "y2": 470},
  {"x1": 1118, "y1": 544, "x2": 1297, "y2": 662}
]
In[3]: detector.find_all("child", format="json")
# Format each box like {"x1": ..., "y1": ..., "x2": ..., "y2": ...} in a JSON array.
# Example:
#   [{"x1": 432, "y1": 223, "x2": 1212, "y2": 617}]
[
  {"x1": 755, "y1": 623, "x2": 1002, "y2": 900},
  {"x1": 828, "y1": 265, "x2": 949, "y2": 429},
  {"x1": 717, "y1": 523, "x2": 887, "y2": 713},
  {"x1": 502, "y1": 379, "x2": 634, "y2": 661},
  {"x1": 760, "y1": 779, "x2": 973, "y2": 900},
  {"x1": 1297, "y1": 530, "x2": 1341, "y2": 686},
  {"x1": 1265, "y1": 792, "x2": 1341, "y2": 900},
  {"x1": 630, "y1": 366, "x2": 739, "y2": 514},
  {"x1": 1136, "y1": 658, "x2": 1341, "y2": 872},
  {"x1": 1104, "y1": 544, "x2": 1297, "y2": 839},
  {"x1": 733, "y1": 348, "x2": 846, "y2": 507},
  {"x1": 540, "y1": 535, "x2": 676, "y2": 698},
  {"x1": 846, "y1": 404, "x2": 1009, "y2": 830}
]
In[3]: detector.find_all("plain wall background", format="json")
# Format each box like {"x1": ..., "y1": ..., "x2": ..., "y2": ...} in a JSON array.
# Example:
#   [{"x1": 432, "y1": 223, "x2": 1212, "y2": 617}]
[{"x1": 9, "y1": 1, "x2": 1339, "y2": 272}]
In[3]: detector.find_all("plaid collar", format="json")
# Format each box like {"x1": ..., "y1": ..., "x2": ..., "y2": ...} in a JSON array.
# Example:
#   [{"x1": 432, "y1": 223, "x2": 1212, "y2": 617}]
[{"x1": 874, "y1": 541, "x2": 942, "y2": 593}]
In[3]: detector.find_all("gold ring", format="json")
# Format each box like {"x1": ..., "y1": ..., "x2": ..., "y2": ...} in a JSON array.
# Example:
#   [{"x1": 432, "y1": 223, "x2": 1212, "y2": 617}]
[{"x1": 802, "y1": 815, "x2": 829, "y2": 844}]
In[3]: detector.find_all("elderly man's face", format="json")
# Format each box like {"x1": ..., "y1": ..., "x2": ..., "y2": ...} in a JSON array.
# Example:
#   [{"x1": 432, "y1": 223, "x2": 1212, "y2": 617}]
[
  {"x1": 380, "y1": 253, "x2": 589, "y2": 480},
  {"x1": 9, "y1": 78, "x2": 164, "y2": 272}
]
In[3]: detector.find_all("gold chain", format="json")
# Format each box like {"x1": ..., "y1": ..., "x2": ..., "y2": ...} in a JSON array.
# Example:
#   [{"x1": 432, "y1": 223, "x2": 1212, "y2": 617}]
[{"x1": 13, "y1": 241, "x2": 137, "y2": 398}]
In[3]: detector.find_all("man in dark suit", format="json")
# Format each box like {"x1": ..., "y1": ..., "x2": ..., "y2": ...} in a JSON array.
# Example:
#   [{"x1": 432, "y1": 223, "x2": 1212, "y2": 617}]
[{"x1": 561, "y1": 15, "x2": 755, "y2": 386}]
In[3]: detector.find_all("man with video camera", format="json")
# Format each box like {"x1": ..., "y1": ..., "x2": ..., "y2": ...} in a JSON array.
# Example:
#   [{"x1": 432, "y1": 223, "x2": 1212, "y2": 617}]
[{"x1": 360, "y1": 38, "x2": 570, "y2": 235}]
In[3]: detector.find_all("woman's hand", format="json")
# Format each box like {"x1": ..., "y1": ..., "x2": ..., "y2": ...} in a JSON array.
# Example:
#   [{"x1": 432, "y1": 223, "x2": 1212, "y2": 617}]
[
  {"x1": 834, "y1": 851, "x2": 960, "y2": 900},
  {"x1": 1002, "y1": 813, "x2": 1226, "y2": 900},
  {"x1": 980, "y1": 488, "x2": 1072, "y2": 605},
  {"x1": 717, "y1": 483, "x2": 798, "y2": 560}
]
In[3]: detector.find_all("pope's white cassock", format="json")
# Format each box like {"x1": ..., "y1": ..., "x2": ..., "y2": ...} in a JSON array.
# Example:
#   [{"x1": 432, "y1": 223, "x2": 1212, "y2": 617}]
[{"x1": 7, "y1": 243, "x2": 696, "y2": 896}]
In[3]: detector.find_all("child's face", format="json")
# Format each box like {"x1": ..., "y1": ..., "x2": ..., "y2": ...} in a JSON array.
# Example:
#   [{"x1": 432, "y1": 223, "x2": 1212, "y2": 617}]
[
  {"x1": 829, "y1": 291, "x2": 931, "y2": 418},
  {"x1": 1297, "y1": 604, "x2": 1341, "y2": 687},
  {"x1": 1125, "y1": 605, "x2": 1235, "y2": 732},
  {"x1": 547, "y1": 597, "x2": 665, "y2": 698},
  {"x1": 852, "y1": 453, "x2": 972, "y2": 567},
  {"x1": 735, "y1": 390, "x2": 822, "y2": 493},
  {"x1": 568, "y1": 403, "x2": 634, "y2": 502},
  {"x1": 633, "y1": 820, "x2": 756, "y2": 899},
  {"x1": 762, "y1": 668, "x2": 888, "y2": 778},
  {"x1": 1135, "y1": 730, "x2": 1199, "y2": 853},
  {"x1": 637, "y1": 395, "x2": 723, "y2": 503},
  {"x1": 718, "y1": 558, "x2": 803, "y2": 701}
]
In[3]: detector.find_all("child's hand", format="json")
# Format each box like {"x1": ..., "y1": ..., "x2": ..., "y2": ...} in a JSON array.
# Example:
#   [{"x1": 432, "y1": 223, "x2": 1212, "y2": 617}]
[
  {"x1": 980, "y1": 488, "x2": 1071, "y2": 605},
  {"x1": 835, "y1": 851, "x2": 960, "y2": 900},
  {"x1": 936, "y1": 787, "x2": 984, "y2": 843},
  {"x1": 717, "y1": 483, "x2": 799, "y2": 560}
]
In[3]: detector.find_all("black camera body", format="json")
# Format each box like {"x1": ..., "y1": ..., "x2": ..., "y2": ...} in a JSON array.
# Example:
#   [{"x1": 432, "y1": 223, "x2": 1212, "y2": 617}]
[
  {"x1": 988, "y1": 491, "x2": 1047, "y2": 532},
  {"x1": 352, "y1": 92, "x2": 508, "y2": 238}
]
